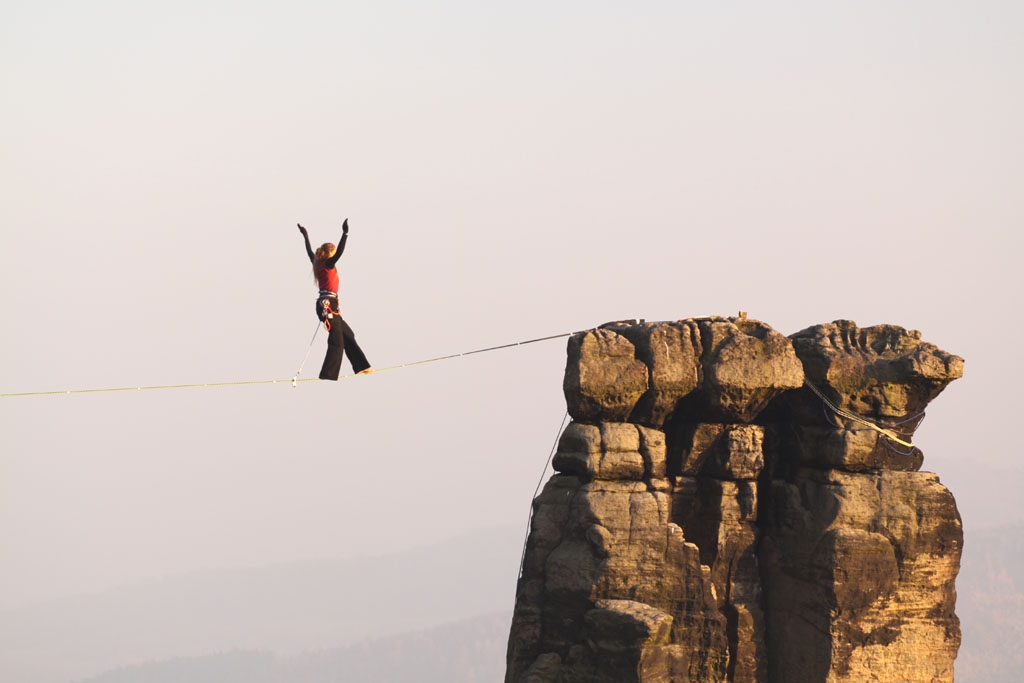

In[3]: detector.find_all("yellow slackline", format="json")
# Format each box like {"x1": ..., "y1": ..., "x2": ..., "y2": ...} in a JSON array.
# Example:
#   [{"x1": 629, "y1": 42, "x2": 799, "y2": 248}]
[
  {"x1": 803, "y1": 379, "x2": 917, "y2": 450},
  {"x1": 0, "y1": 329, "x2": 925, "y2": 455},
  {"x1": 0, "y1": 331, "x2": 580, "y2": 398},
  {"x1": 0, "y1": 378, "x2": 324, "y2": 397}
]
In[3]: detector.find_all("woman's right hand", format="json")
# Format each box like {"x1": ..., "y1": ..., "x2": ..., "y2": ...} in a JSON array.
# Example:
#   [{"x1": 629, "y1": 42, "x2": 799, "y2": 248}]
[{"x1": 297, "y1": 223, "x2": 308, "y2": 236}]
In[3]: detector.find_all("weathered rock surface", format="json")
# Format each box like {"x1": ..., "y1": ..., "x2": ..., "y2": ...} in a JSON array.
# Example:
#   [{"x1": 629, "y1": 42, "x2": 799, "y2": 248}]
[
  {"x1": 565, "y1": 318, "x2": 804, "y2": 428},
  {"x1": 683, "y1": 318, "x2": 804, "y2": 423},
  {"x1": 508, "y1": 420, "x2": 729, "y2": 683},
  {"x1": 773, "y1": 320, "x2": 964, "y2": 473},
  {"x1": 563, "y1": 328, "x2": 650, "y2": 424},
  {"x1": 760, "y1": 468, "x2": 962, "y2": 683},
  {"x1": 674, "y1": 423, "x2": 765, "y2": 479},
  {"x1": 789, "y1": 320, "x2": 964, "y2": 420},
  {"x1": 507, "y1": 317, "x2": 964, "y2": 683}
]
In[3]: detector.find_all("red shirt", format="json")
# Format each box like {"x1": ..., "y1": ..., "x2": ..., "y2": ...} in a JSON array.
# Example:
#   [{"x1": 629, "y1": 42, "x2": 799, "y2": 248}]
[{"x1": 315, "y1": 263, "x2": 339, "y2": 294}]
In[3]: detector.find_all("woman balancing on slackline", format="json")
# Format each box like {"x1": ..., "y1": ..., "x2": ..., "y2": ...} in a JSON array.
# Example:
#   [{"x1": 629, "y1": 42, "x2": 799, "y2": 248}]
[{"x1": 297, "y1": 219, "x2": 373, "y2": 380}]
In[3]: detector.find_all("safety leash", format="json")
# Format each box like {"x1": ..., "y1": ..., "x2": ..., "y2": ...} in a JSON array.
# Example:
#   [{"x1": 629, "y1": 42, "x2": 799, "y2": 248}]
[{"x1": 291, "y1": 321, "x2": 323, "y2": 387}]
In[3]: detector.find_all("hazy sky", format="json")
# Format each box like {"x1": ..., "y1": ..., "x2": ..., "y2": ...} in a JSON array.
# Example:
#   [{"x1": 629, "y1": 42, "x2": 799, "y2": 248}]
[{"x1": 2, "y1": 1, "x2": 1021, "y2": 609}]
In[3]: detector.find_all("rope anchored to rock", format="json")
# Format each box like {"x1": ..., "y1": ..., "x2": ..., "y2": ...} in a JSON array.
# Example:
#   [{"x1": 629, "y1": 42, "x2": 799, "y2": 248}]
[{"x1": 803, "y1": 378, "x2": 922, "y2": 454}]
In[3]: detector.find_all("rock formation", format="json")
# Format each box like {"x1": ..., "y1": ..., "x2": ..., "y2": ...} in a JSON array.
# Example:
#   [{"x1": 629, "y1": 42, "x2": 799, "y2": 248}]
[{"x1": 506, "y1": 317, "x2": 964, "y2": 683}]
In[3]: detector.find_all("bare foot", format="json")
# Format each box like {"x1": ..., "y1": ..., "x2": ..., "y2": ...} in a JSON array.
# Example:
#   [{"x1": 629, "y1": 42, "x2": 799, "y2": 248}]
[{"x1": 357, "y1": 368, "x2": 374, "y2": 375}]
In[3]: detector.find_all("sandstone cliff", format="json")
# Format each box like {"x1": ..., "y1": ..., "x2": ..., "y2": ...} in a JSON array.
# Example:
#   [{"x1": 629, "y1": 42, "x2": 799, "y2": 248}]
[{"x1": 506, "y1": 317, "x2": 963, "y2": 683}]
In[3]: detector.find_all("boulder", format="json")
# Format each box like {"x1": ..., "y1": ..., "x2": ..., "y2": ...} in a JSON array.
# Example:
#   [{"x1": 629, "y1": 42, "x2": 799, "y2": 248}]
[
  {"x1": 566, "y1": 318, "x2": 805, "y2": 426},
  {"x1": 789, "y1": 320, "x2": 963, "y2": 420},
  {"x1": 775, "y1": 320, "x2": 964, "y2": 470},
  {"x1": 564, "y1": 328, "x2": 649, "y2": 423},
  {"x1": 611, "y1": 321, "x2": 703, "y2": 427},
  {"x1": 685, "y1": 317, "x2": 805, "y2": 423}
]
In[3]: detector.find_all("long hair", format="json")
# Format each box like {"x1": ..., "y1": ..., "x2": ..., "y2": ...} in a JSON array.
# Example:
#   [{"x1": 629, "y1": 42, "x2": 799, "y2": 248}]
[{"x1": 313, "y1": 242, "x2": 336, "y2": 281}]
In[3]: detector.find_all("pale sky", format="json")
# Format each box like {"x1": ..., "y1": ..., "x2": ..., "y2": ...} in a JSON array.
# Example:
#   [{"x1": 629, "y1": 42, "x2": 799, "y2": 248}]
[{"x1": 1, "y1": 1, "x2": 1021, "y2": 609}]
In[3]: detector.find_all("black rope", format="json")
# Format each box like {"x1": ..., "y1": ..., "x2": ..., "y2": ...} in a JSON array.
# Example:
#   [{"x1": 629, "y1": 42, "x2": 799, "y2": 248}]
[{"x1": 518, "y1": 410, "x2": 570, "y2": 579}]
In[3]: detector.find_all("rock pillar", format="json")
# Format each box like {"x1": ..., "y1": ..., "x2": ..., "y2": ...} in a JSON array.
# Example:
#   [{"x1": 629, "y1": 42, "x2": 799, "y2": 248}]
[
  {"x1": 760, "y1": 321, "x2": 964, "y2": 683},
  {"x1": 506, "y1": 317, "x2": 964, "y2": 683}
]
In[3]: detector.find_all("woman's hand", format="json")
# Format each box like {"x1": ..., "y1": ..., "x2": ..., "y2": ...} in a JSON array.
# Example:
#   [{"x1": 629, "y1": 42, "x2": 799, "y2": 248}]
[
  {"x1": 297, "y1": 223, "x2": 308, "y2": 236},
  {"x1": 342, "y1": 218, "x2": 349, "y2": 234}
]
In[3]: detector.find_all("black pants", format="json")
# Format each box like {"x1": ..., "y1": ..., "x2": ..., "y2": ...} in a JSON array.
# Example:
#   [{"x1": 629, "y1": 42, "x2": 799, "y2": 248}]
[{"x1": 316, "y1": 296, "x2": 371, "y2": 380}]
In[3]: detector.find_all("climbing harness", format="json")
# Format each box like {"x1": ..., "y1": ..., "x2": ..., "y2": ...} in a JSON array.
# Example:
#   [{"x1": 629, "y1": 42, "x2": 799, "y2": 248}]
[
  {"x1": 318, "y1": 292, "x2": 338, "y2": 332},
  {"x1": 321, "y1": 304, "x2": 332, "y2": 332},
  {"x1": 803, "y1": 378, "x2": 922, "y2": 455}
]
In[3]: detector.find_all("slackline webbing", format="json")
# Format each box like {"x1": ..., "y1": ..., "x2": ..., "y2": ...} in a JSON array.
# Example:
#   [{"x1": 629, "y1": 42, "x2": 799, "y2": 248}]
[
  {"x1": 3, "y1": 326, "x2": 928, "y2": 457},
  {"x1": 0, "y1": 330, "x2": 582, "y2": 398}
]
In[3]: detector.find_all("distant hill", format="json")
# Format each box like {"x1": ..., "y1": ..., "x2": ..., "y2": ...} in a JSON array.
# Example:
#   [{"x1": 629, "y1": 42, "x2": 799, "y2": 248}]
[
  {"x1": 75, "y1": 612, "x2": 510, "y2": 683},
  {"x1": 953, "y1": 524, "x2": 1024, "y2": 683},
  {"x1": 0, "y1": 526, "x2": 524, "y2": 683},
  {"x1": 4, "y1": 519, "x2": 1020, "y2": 682}
]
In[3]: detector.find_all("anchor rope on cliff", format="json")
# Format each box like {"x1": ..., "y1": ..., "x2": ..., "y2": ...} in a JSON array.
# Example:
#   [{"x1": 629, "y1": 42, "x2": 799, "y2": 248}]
[
  {"x1": 518, "y1": 410, "x2": 571, "y2": 579},
  {"x1": 803, "y1": 379, "x2": 922, "y2": 454},
  {"x1": 0, "y1": 330, "x2": 585, "y2": 398}
]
